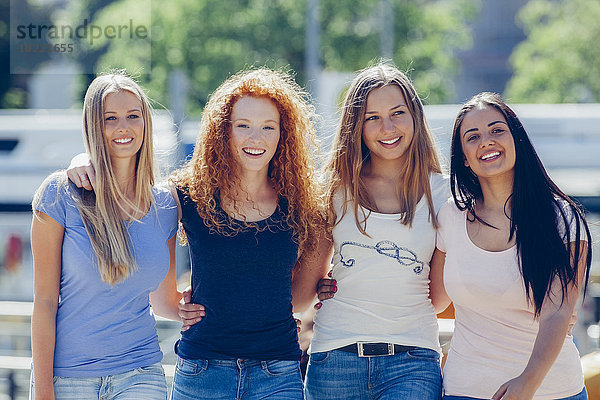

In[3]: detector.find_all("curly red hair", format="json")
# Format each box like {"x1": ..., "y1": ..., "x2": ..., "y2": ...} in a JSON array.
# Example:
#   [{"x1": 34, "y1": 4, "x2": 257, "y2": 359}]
[{"x1": 172, "y1": 68, "x2": 325, "y2": 255}]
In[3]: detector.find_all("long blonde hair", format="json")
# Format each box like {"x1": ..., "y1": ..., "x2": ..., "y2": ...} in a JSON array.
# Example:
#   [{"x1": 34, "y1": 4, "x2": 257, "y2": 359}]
[
  {"x1": 34, "y1": 71, "x2": 155, "y2": 285},
  {"x1": 324, "y1": 63, "x2": 442, "y2": 235},
  {"x1": 172, "y1": 68, "x2": 325, "y2": 256}
]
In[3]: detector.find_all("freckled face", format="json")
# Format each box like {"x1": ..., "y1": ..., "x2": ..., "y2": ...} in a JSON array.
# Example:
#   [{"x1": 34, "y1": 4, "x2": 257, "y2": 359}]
[
  {"x1": 362, "y1": 85, "x2": 414, "y2": 163},
  {"x1": 460, "y1": 106, "x2": 516, "y2": 180},
  {"x1": 229, "y1": 96, "x2": 281, "y2": 176},
  {"x1": 103, "y1": 91, "x2": 144, "y2": 161}
]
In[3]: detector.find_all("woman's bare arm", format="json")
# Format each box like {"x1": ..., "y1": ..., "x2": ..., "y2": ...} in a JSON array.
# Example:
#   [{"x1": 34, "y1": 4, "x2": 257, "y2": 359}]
[{"x1": 31, "y1": 212, "x2": 63, "y2": 400}]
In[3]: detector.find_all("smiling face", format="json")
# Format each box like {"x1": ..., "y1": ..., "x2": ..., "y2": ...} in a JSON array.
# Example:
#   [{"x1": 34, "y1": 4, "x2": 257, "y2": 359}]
[
  {"x1": 103, "y1": 90, "x2": 144, "y2": 162},
  {"x1": 229, "y1": 96, "x2": 281, "y2": 176},
  {"x1": 361, "y1": 85, "x2": 414, "y2": 164},
  {"x1": 460, "y1": 106, "x2": 516, "y2": 181}
]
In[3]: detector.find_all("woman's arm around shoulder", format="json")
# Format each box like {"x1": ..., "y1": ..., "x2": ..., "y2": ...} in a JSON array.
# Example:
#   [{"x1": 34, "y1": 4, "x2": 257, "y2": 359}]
[
  {"x1": 65, "y1": 153, "x2": 95, "y2": 191},
  {"x1": 429, "y1": 248, "x2": 451, "y2": 314},
  {"x1": 31, "y1": 211, "x2": 64, "y2": 400},
  {"x1": 429, "y1": 198, "x2": 454, "y2": 314}
]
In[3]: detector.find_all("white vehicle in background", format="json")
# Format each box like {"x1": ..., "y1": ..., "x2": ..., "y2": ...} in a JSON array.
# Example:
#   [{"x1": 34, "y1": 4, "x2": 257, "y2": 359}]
[{"x1": 0, "y1": 109, "x2": 179, "y2": 301}]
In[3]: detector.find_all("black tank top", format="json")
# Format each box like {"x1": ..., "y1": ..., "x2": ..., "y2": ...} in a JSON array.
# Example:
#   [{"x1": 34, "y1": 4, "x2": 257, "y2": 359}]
[{"x1": 175, "y1": 186, "x2": 302, "y2": 361}]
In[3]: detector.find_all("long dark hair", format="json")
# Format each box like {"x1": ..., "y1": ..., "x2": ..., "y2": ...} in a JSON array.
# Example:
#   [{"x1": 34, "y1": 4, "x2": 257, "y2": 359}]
[{"x1": 450, "y1": 92, "x2": 592, "y2": 316}]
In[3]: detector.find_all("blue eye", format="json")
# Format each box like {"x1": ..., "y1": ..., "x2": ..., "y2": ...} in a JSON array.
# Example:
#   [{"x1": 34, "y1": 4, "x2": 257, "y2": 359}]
[
  {"x1": 105, "y1": 116, "x2": 116, "y2": 121},
  {"x1": 264, "y1": 126, "x2": 275, "y2": 131},
  {"x1": 128, "y1": 114, "x2": 140, "y2": 119},
  {"x1": 237, "y1": 124, "x2": 249, "y2": 128}
]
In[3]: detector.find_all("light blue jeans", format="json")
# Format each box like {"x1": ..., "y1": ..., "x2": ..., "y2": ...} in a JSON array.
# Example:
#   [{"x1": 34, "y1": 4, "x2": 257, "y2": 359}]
[
  {"x1": 29, "y1": 362, "x2": 167, "y2": 399},
  {"x1": 443, "y1": 387, "x2": 588, "y2": 400},
  {"x1": 171, "y1": 357, "x2": 303, "y2": 400},
  {"x1": 304, "y1": 347, "x2": 442, "y2": 400}
]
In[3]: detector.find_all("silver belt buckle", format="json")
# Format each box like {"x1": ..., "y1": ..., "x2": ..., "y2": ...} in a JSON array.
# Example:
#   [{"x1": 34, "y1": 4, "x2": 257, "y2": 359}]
[{"x1": 357, "y1": 342, "x2": 395, "y2": 357}]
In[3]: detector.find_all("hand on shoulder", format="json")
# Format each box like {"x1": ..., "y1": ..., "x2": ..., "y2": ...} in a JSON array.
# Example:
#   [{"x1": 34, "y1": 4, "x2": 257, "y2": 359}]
[{"x1": 66, "y1": 153, "x2": 95, "y2": 191}]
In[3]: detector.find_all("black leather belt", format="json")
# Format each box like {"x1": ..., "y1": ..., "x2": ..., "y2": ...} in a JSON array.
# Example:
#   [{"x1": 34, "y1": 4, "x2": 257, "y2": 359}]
[{"x1": 336, "y1": 342, "x2": 417, "y2": 357}]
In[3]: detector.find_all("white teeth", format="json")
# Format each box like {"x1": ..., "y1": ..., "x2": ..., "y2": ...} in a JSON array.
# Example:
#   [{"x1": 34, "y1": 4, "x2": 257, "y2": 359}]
[
  {"x1": 380, "y1": 137, "x2": 400, "y2": 145},
  {"x1": 481, "y1": 151, "x2": 500, "y2": 160},
  {"x1": 114, "y1": 138, "x2": 133, "y2": 144},
  {"x1": 243, "y1": 148, "x2": 265, "y2": 155}
]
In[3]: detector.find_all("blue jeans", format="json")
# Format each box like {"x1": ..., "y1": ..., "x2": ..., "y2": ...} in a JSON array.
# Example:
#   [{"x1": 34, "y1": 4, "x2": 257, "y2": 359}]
[
  {"x1": 304, "y1": 347, "x2": 442, "y2": 400},
  {"x1": 443, "y1": 387, "x2": 588, "y2": 400},
  {"x1": 171, "y1": 357, "x2": 303, "y2": 400},
  {"x1": 29, "y1": 362, "x2": 167, "y2": 400}
]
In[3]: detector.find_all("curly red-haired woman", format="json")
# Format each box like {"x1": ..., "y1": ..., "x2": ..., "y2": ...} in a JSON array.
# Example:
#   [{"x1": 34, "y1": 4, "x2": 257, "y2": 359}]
[{"x1": 169, "y1": 68, "x2": 330, "y2": 399}]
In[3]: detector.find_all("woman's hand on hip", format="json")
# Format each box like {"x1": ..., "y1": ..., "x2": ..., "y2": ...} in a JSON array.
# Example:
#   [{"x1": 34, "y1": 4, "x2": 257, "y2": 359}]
[{"x1": 179, "y1": 286, "x2": 206, "y2": 332}]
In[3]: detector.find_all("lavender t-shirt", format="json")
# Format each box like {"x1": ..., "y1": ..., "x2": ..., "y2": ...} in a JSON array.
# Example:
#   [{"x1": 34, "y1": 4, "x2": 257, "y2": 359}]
[{"x1": 35, "y1": 175, "x2": 178, "y2": 377}]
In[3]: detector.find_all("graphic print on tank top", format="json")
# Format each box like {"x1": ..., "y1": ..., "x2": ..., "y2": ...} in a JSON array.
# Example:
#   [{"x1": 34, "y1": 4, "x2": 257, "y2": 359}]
[{"x1": 339, "y1": 240, "x2": 424, "y2": 274}]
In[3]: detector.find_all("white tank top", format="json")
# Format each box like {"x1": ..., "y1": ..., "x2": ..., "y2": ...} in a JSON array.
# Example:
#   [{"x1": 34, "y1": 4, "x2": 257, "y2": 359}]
[{"x1": 310, "y1": 173, "x2": 449, "y2": 354}]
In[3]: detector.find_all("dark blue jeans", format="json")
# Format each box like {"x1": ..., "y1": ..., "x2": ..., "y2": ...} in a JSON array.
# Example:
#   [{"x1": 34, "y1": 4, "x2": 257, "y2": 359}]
[
  {"x1": 304, "y1": 347, "x2": 442, "y2": 400},
  {"x1": 171, "y1": 357, "x2": 303, "y2": 400}
]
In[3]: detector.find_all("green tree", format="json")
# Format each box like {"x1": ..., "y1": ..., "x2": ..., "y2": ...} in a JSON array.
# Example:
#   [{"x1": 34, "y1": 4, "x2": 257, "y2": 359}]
[
  {"x1": 320, "y1": 0, "x2": 478, "y2": 103},
  {"x1": 506, "y1": 0, "x2": 600, "y2": 103},
  {"x1": 0, "y1": 0, "x2": 477, "y2": 111},
  {"x1": 141, "y1": 0, "x2": 306, "y2": 115},
  {"x1": 99, "y1": 0, "x2": 477, "y2": 114},
  {"x1": 0, "y1": 0, "x2": 480, "y2": 109},
  {"x1": 52, "y1": 0, "x2": 128, "y2": 103}
]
